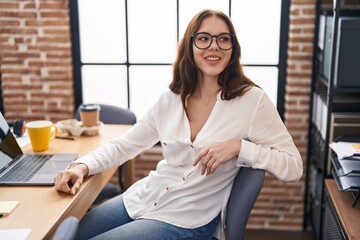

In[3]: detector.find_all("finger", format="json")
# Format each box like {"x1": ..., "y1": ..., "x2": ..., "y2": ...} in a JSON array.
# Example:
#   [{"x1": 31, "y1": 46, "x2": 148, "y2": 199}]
[
  {"x1": 55, "y1": 181, "x2": 71, "y2": 193},
  {"x1": 205, "y1": 157, "x2": 216, "y2": 176},
  {"x1": 193, "y1": 148, "x2": 209, "y2": 166},
  {"x1": 54, "y1": 172, "x2": 65, "y2": 191},
  {"x1": 56, "y1": 172, "x2": 73, "y2": 194},
  {"x1": 201, "y1": 154, "x2": 212, "y2": 175},
  {"x1": 60, "y1": 179, "x2": 72, "y2": 193},
  {"x1": 208, "y1": 161, "x2": 220, "y2": 175},
  {"x1": 70, "y1": 178, "x2": 83, "y2": 195}
]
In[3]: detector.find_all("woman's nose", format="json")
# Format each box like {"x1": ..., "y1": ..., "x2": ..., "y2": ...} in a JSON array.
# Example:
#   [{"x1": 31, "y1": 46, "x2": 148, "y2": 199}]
[{"x1": 208, "y1": 37, "x2": 219, "y2": 50}]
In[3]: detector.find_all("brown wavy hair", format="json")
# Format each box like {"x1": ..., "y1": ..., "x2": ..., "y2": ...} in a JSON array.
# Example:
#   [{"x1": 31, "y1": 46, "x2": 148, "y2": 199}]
[{"x1": 169, "y1": 9, "x2": 259, "y2": 113}]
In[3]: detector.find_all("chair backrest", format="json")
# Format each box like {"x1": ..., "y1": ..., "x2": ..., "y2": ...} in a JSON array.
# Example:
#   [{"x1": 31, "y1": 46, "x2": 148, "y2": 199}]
[
  {"x1": 225, "y1": 167, "x2": 265, "y2": 240},
  {"x1": 52, "y1": 216, "x2": 79, "y2": 240},
  {"x1": 75, "y1": 104, "x2": 136, "y2": 125}
]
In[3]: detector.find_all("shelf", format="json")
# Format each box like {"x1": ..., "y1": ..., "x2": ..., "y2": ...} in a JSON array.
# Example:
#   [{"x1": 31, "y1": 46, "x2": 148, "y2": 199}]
[
  {"x1": 325, "y1": 179, "x2": 360, "y2": 237},
  {"x1": 332, "y1": 87, "x2": 360, "y2": 94},
  {"x1": 304, "y1": 0, "x2": 360, "y2": 238},
  {"x1": 317, "y1": 75, "x2": 360, "y2": 93}
]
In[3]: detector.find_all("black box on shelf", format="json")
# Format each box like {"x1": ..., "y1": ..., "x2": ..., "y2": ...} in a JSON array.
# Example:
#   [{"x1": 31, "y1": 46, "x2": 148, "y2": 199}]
[
  {"x1": 332, "y1": 168, "x2": 360, "y2": 192},
  {"x1": 332, "y1": 156, "x2": 360, "y2": 177},
  {"x1": 322, "y1": 16, "x2": 360, "y2": 87},
  {"x1": 327, "y1": 113, "x2": 360, "y2": 175}
]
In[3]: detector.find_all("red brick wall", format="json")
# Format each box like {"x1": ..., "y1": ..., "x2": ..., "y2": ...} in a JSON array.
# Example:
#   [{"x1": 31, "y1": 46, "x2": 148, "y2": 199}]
[
  {"x1": 0, "y1": 0, "x2": 318, "y2": 231},
  {"x1": 249, "y1": 0, "x2": 316, "y2": 230},
  {"x1": 0, "y1": 0, "x2": 74, "y2": 123}
]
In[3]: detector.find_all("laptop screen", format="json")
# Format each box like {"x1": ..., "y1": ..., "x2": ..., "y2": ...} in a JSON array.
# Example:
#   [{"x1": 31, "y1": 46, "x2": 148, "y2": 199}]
[{"x1": 0, "y1": 113, "x2": 23, "y2": 171}]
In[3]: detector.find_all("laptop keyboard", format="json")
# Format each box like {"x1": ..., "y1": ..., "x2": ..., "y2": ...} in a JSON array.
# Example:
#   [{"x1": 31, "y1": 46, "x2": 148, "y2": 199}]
[{"x1": 0, "y1": 154, "x2": 53, "y2": 182}]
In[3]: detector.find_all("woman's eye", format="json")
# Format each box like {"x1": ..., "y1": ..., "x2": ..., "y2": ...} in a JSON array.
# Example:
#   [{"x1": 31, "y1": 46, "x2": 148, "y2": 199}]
[
  {"x1": 199, "y1": 36, "x2": 209, "y2": 42},
  {"x1": 220, "y1": 37, "x2": 230, "y2": 43}
]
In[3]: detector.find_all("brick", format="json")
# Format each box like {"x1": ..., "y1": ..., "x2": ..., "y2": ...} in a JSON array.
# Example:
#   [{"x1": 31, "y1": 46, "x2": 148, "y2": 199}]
[
  {"x1": 302, "y1": 8, "x2": 316, "y2": 15},
  {"x1": 43, "y1": 28, "x2": 70, "y2": 35},
  {"x1": 39, "y1": 2, "x2": 68, "y2": 9},
  {"x1": 40, "y1": 11, "x2": 69, "y2": 18},
  {"x1": 0, "y1": 20, "x2": 20, "y2": 26},
  {"x1": 0, "y1": 11, "x2": 37, "y2": 18},
  {"x1": 1, "y1": 68, "x2": 41, "y2": 75},
  {"x1": 2, "y1": 52, "x2": 41, "y2": 59},
  {"x1": 0, "y1": 45, "x2": 18, "y2": 51},
  {"x1": 25, "y1": 19, "x2": 69, "y2": 27},
  {"x1": 0, "y1": 28, "x2": 38, "y2": 34},
  {"x1": 0, "y1": 2, "x2": 19, "y2": 8},
  {"x1": 287, "y1": 73, "x2": 312, "y2": 79},
  {"x1": 288, "y1": 55, "x2": 313, "y2": 61},
  {"x1": 292, "y1": 0, "x2": 316, "y2": 5},
  {"x1": 23, "y1": 3, "x2": 36, "y2": 9},
  {"x1": 27, "y1": 45, "x2": 71, "y2": 51},
  {"x1": 290, "y1": 18, "x2": 315, "y2": 25},
  {"x1": 37, "y1": 37, "x2": 70, "y2": 43},
  {"x1": 28, "y1": 60, "x2": 71, "y2": 67},
  {"x1": 288, "y1": 36, "x2": 314, "y2": 43}
]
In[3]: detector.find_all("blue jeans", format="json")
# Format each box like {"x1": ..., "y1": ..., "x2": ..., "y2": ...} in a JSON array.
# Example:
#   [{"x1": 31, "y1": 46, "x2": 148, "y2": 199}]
[{"x1": 76, "y1": 195, "x2": 220, "y2": 240}]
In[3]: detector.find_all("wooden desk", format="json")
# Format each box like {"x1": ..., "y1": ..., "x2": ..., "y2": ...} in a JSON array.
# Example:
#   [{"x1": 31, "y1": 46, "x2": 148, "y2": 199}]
[
  {"x1": 325, "y1": 179, "x2": 360, "y2": 239},
  {"x1": 0, "y1": 124, "x2": 131, "y2": 240}
]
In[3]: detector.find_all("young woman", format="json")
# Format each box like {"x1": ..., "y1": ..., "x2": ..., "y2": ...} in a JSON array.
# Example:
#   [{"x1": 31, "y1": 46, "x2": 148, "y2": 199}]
[{"x1": 55, "y1": 9, "x2": 303, "y2": 240}]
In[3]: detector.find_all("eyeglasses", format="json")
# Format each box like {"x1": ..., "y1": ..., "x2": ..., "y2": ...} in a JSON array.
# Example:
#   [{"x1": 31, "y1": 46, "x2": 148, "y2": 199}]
[{"x1": 192, "y1": 32, "x2": 235, "y2": 50}]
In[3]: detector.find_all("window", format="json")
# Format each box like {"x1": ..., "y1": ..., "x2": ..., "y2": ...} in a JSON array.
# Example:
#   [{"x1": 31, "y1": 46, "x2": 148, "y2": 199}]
[{"x1": 70, "y1": 0, "x2": 289, "y2": 119}]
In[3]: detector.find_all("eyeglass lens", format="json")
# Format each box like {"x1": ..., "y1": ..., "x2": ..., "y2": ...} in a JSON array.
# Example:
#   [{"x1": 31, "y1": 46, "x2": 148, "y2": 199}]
[{"x1": 193, "y1": 32, "x2": 234, "y2": 50}]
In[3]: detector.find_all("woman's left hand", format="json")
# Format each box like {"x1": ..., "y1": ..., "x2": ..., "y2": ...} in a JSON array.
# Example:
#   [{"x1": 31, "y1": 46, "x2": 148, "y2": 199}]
[{"x1": 193, "y1": 139, "x2": 242, "y2": 175}]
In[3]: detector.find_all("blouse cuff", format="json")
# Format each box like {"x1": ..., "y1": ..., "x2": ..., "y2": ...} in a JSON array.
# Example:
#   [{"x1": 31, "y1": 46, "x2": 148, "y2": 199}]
[
  {"x1": 74, "y1": 155, "x2": 97, "y2": 176},
  {"x1": 237, "y1": 139, "x2": 256, "y2": 167}
]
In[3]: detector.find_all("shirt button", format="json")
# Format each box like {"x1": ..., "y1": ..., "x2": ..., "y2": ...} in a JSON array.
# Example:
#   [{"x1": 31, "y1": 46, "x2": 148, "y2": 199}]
[
  {"x1": 166, "y1": 187, "x2": 169, "y2": 190},
  {"x1": 183, "y1": 177, "x2": 185, "y2": 181},
  {"x1": 154, "y1": 202, "x2": 157, "y2": 206},
  {"x1": 191, "y1": 144, "x2": 194, "y2": 148}
]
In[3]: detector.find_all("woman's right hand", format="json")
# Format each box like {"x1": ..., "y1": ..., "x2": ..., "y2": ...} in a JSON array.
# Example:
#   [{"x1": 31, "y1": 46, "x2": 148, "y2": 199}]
[{"x1": 54, "y1": 163, "x2": 89, "y2": 195}]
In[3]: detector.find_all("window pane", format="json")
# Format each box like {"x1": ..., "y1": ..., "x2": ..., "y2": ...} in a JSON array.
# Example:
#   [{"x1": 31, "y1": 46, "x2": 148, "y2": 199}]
[
  {"x1": 78, "y1": 0, "x2": 126, "y2": 63},
  {"x1": 243, "y1": 66, "x2": 278, "y2": 106},
  {"x1": 128, "y1": 0, "x2": 177, "y2": 63},
  {"x1": 232, "y1": 0, "x2": 281, "y2": 65},
  {"x1": 82, "y1": 65, "x2": 128, "y2": 107},
  {"x1": 129, "y1": 66, "x2": 172, "y2": 119},
  {"x1": 179, "y1": 0, "x2": 229, "y2": 38},
  {"x1": 76, "y1": 0, "x2": 284, "y2": 118}
]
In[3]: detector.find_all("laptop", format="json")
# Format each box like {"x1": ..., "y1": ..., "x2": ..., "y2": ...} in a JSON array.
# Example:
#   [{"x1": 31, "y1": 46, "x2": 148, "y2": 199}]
[{"x1": 0, "y1": 112, "x2": 77, "y2": 185}]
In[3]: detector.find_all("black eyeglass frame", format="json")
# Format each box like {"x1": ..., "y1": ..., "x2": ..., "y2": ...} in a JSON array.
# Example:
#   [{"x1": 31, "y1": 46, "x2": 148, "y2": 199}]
[{"x1": 191, "y1": 32, "x2": 235, "y2": 50}]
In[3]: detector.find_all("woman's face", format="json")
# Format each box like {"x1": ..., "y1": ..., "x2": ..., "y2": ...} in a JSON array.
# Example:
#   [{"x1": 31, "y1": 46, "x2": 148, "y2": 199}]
[{"x1": 192, "y1": 16, "x2": 232, "y2": 80}]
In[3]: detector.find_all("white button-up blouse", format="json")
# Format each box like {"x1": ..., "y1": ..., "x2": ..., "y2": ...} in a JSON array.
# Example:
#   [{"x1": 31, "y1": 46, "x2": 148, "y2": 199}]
[{"x1": 75, "y1": 87, "x2": 303, "y2": 239}]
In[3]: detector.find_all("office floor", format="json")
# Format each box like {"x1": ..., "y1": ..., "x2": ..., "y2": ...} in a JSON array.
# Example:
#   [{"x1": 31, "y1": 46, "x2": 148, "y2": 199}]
[{"x1": 245, "y1": 229, "x2": 314, "y2": 240}]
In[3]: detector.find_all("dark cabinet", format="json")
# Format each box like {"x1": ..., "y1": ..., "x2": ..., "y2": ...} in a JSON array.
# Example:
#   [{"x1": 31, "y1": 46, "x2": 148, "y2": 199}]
[
  {"x1": 323, "y1": 16, "x2": 360, "y2": 87},
  {"x1": 303, "y1": 0, "x2": 360, "y2": 239}
]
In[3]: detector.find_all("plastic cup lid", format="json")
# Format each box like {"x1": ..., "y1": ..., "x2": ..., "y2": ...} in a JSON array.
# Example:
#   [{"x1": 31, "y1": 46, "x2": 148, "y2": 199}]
[{"x1": 79, "y1": 104, "x2": 101, "y2": 112}]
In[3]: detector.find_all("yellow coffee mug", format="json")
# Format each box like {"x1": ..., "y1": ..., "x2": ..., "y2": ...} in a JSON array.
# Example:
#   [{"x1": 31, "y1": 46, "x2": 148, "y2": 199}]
[{"x1": 26, "y1": 120, "x2": 58, "y2": 152}]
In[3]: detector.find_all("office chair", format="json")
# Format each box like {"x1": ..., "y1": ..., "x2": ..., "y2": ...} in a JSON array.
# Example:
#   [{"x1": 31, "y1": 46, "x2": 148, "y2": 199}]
[
  {"x1": 225, "y1": 167, "x2": 265, "y2": 240},
  {"x1": 75, "y1": 103, "x2": 137, "y2": 202},
  {"x1": 52, "y1": 216, "x2": 79, "y2": 240}
]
